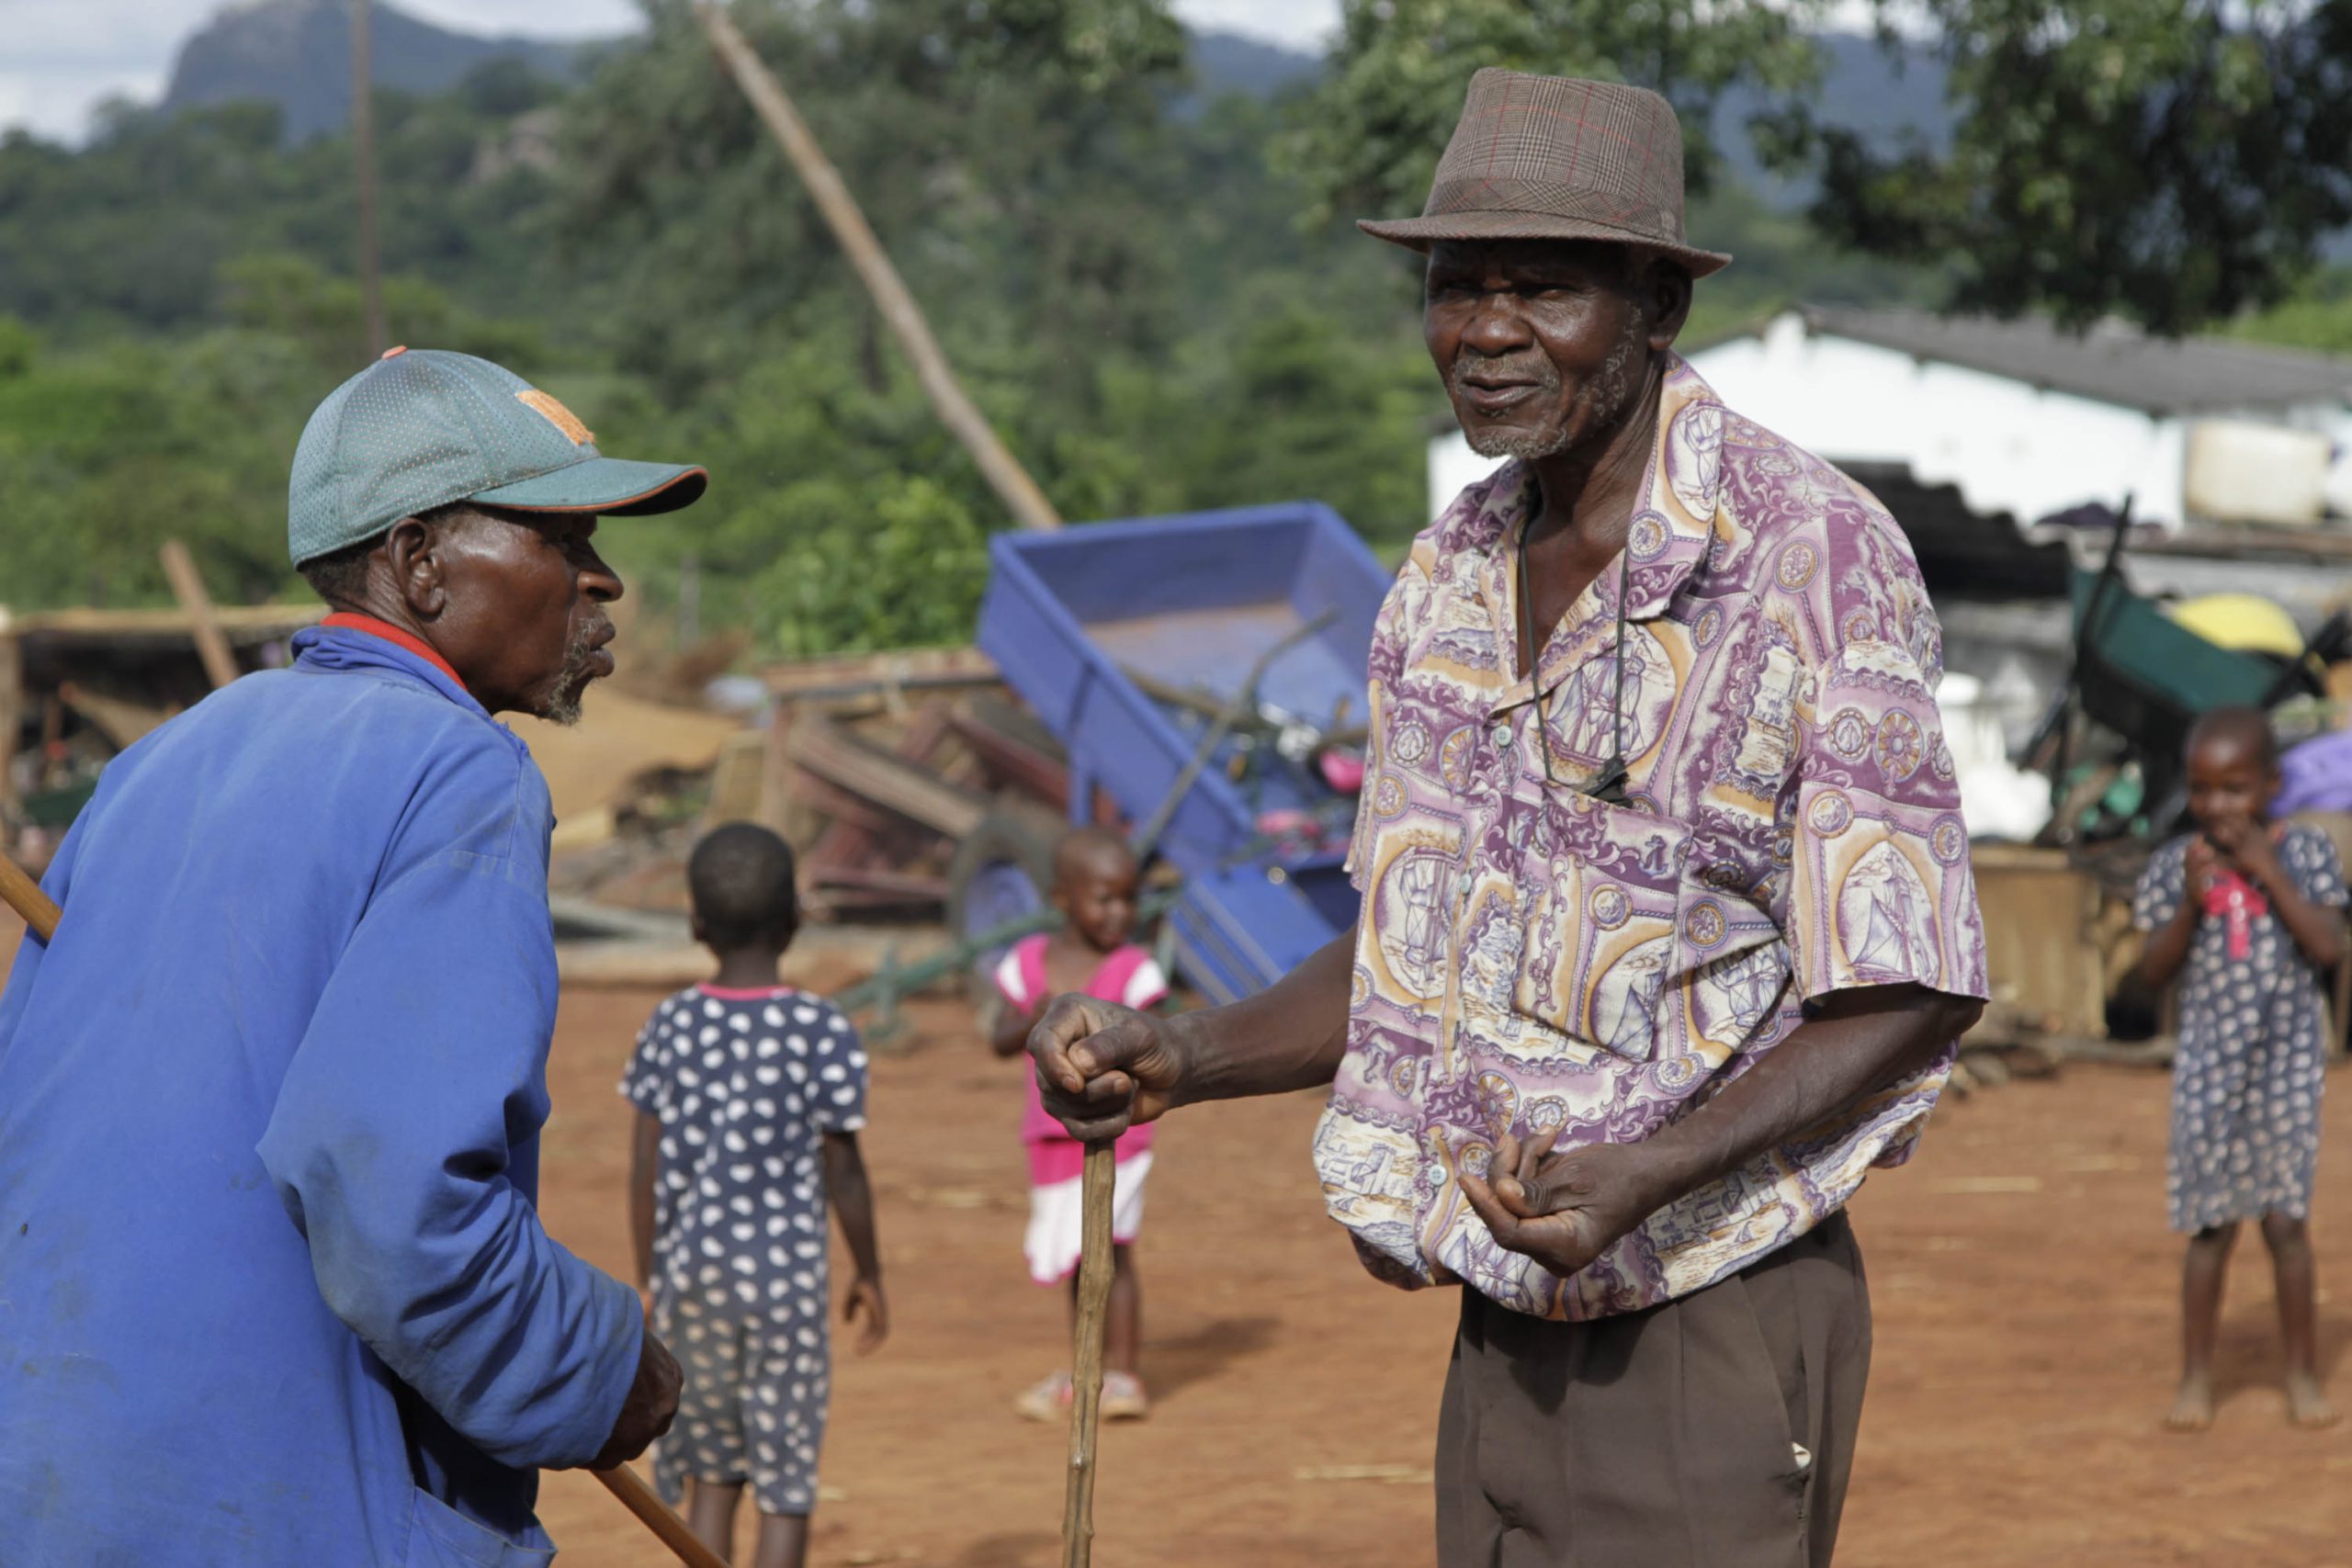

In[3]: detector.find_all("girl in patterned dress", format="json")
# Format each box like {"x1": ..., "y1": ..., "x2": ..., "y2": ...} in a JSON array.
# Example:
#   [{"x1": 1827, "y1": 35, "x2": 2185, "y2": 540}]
[
  {"x1": 623, "y1": 824, "x2": 888, "y2": 1566},
  {"x1": 2134, "y1": 709, "x2": 2344, "y2": 1432},
  {"x1": 989, "y1": 828, "x2": 1169, "y2": 1423}
]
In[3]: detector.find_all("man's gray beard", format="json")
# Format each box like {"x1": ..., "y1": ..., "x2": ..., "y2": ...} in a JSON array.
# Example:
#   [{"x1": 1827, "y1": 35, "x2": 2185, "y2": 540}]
[
  {"x1": 1464, "y1": 422, "x2": 1572, "y2": 462},
  {"x1": 1454, "y1": 315, "x2": 1645, "y2": 463},
  {"x1": 534, "y1": 618, "x2": 609, "y2": 728},
  {"x1": 1453, "y1": 353, "x2": 1569, "y2": 460}
]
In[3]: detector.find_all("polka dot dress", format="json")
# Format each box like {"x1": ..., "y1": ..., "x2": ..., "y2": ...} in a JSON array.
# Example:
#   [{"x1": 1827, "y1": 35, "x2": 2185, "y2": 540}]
[
  {"x1": 2134, "y1": 825, "x2": 2345, "y2": 1235},
  {"x1": 620, "y1": 986, "x2": 869, "y2": 1515}
]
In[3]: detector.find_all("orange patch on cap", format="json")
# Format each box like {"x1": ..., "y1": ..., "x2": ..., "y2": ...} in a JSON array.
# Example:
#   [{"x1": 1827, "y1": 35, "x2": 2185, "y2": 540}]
[{"x1": 516, "y1": 389, "x2": 594, "y2": 446}]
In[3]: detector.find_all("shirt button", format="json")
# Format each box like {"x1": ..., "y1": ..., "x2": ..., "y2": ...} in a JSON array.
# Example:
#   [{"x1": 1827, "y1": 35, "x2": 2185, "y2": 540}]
[{"x1": 1492, "y1": 723, "x2": 1512, "y2": 748}]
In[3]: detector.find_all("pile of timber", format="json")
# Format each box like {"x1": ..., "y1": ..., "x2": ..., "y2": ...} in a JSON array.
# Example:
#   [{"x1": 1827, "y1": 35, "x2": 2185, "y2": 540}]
[
  {"x1": 752, "y1": 648, "x2": 1086, "y2": 922},
  {"x1": 534, "y1": 645, "x2": 1087, "y2": 931}
]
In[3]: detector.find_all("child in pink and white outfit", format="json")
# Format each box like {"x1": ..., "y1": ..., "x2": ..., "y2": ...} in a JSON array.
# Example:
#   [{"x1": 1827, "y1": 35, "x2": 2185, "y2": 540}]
[{"x1": 989, "y1": 827, "x2": 1168, "y2": 1422}]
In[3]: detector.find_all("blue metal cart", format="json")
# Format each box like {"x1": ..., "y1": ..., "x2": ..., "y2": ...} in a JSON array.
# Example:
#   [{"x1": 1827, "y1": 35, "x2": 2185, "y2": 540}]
[{"x1": 965, "y1": 502, "x2": 1392, "y2": 1004}]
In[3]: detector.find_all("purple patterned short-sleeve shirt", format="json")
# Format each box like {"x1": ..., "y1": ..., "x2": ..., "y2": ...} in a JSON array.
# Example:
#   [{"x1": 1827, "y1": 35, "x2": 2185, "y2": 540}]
[{"x1": 1317, "y1": 355, "x2": 1989, "y2": 1320}]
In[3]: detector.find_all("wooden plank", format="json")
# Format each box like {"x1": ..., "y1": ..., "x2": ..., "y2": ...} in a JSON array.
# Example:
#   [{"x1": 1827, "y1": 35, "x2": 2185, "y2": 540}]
[
  {"x1": 946, "y1": 707, "x2": 1070, "y2": 809},
  {"x1": 56, "y1": 682, "x2": 171, "y2": 749},
  {"x1": 706, "y1": 729, "x2": 768, "y2": 824},
  {"x1": 801, "y1": 886, "x2": 946, "y2": 913},
  {"x1": 788, "y1": 711, "x2": 985, "y2": 840},
  {"x1": 156, "y1": 540, "x2": 243, "y2": 691},
  {"x1": 760, "y1": 646, "x2": 999, "y2": 701},
  {"x1": 2129, "y1": 523, "x2": 2352, "y2": 561},
  {"x1": 756, "y1": 701, "x2": 803, "y2": 839},
  {"x1": 807, "y1": 703, "x2": 956, "y2": 873},
  {"x1": 0, "y1": 631, "x2": 20, "y2": 813},
  {"x1": 785, "y1": 771, "x2": 899, "y2": 838},
  {"x1": 8, "y1": 604, "x2": 323, "y2": 640},
  {"x1": 807, "y1": 865, "x2": 950, "y2": 901}
]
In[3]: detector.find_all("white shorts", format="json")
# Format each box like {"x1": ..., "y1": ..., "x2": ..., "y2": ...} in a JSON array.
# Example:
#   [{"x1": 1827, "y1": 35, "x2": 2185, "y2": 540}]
[{"x1": 1024, "y1": 1151, "x2": 1152, "y2": 1284}]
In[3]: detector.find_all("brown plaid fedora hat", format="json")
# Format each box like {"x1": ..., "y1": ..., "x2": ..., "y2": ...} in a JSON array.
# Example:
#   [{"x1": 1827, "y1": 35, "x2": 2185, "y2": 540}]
[{"x1": 1359, "y1": 69, "x2": 1731, "y2": 277}]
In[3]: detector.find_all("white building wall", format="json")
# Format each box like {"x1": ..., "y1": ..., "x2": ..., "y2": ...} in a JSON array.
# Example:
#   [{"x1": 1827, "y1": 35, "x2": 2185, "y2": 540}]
[
  {"x1": 1424, "y1": 311, "x2": 2352, "y2": 526},
  {"x1": 1693, "y1": 316, "x2": 2184, "y2": 526}
]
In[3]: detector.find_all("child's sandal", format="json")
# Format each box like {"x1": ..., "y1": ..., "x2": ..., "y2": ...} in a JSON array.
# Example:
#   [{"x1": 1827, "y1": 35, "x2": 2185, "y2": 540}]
[{"x1": 1013, "y1": 1370, "x2": 1073, "y2": 1422}]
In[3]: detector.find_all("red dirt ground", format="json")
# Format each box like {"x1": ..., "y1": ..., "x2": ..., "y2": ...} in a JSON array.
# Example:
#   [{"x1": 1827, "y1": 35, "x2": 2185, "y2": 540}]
[{"x1": 529, "y1": 985, "x2": 2352, "y2": 1568}]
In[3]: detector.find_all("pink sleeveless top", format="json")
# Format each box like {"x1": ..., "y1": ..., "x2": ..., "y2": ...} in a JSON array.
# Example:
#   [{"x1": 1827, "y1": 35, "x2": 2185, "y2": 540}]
[{"x1": 994, "y1": 934, "x2": 1169, "y2": 1185}]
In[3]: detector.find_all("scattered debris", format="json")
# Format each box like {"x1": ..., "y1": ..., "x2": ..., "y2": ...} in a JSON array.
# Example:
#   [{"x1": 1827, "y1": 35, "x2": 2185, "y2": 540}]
[
  {"x1": 1294, "y1": 1464, "x2": 1434, "y2": 1485},
  {"x1": 1929, "y1": 1175, "x2": 2045, "y2": 1195}
]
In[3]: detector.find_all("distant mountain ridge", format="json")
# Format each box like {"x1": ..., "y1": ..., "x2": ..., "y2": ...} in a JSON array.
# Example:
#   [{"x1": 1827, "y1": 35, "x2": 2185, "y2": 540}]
[
  {"x1": 162, "y1": 0, "x2": 588, "y2": 141},
  {"x1": 162, "y1": 0, "x2": 1333, "y2": 145},
  {"x1": 161, "y1": 0, "x2": 1951, "y2": 197}
]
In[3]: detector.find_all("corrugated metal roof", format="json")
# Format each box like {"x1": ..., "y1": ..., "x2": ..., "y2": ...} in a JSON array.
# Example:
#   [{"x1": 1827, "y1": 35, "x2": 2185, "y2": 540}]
[
  {"x1": 1798, "y1": 306, "x2": 2352, "y2": 416},
  {"x1": 1838, "y1": 461, "x2": 2070, "y2": 600}
]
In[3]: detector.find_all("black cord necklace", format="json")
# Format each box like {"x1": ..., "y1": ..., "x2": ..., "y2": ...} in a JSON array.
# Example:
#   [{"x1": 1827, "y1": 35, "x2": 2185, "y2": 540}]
[{"x1": 1518, "y1": 511, "x2": 1633, "y2": 805}]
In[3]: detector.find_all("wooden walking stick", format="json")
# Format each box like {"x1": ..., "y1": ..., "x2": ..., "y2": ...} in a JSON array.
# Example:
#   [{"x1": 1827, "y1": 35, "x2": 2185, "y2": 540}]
[
  {"x1": 1061, "y1": 1138, "x2": 1118, "y2": 1567},
  {"x1": 0, "y1": 856, "x2": 727, "y2": 1568},
  {"x1": 594, "y1": 1462, "x2": 729, "y2": 1568}
]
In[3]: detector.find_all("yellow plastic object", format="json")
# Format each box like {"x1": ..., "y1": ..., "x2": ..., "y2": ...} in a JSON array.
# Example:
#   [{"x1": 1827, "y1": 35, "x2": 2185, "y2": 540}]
[{"x1": 2164, "y1": 593, "x2": 2306, "y2": 659}]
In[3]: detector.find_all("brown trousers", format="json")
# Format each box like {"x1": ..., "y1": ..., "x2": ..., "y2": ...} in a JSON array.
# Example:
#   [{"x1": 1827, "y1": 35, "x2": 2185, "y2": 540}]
[{"x1": 1435, "y1": 1213, "x2": 1871, "y2": 1568}]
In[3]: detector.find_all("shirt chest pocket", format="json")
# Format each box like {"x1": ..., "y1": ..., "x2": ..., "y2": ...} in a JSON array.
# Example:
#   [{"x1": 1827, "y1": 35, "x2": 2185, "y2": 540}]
[{"x1": 1507, "y1": 795, "x2": 1788, "y2": 1065}]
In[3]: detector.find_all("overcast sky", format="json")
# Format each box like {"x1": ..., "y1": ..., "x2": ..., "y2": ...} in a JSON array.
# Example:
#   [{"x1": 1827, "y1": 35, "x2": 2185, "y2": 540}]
[{"x1": 0, "y1": 0, "x2": 1346, "y2": 144}]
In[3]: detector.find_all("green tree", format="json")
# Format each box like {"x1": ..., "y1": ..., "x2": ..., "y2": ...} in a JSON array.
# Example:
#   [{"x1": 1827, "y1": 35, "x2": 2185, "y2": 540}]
[
  {"x1": 1762, "y1": 1, "x2": 2352, "y2": 333},
  {"x1": 1281, "y1": 0, "x2": 1827, "y2": 223}
]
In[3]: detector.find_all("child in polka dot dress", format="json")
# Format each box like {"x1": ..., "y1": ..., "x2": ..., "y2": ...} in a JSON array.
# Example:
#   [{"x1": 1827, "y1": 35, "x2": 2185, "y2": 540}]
[
  {"x1": 624, "y1": 824, "x2": 888, "y2": 1567},
  {"x1": 2134, "y1": 710, "x2": 2344, "y2": 1434}
]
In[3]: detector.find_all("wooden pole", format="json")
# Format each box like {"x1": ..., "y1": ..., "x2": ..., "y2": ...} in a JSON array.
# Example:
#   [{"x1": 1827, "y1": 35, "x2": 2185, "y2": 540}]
[
  {"x1": 1060, "y1": 1139, "x2": 1116, "y2": 1567},
  {"x1": 0, "y1": 857, "x2": 723, "y2": 1568},
  {"x1": 593, "y1": 1465, "x2": 730, "y2": 1568},
  {"x1": 351, "y1": 0, "x2": 387, "y2": 359},
  {"x1": 0, "y1": 626, "x2": 21, "y2": 818},
  {"x1": 692, "y1": 2, "x2": 1064, "y2": 533},
  {"x1": 0, "y1": 852, "x2": 56, "y2": 942},
  {"x1": 157, "y1": 541, "x2": 241, "y2": 692}
]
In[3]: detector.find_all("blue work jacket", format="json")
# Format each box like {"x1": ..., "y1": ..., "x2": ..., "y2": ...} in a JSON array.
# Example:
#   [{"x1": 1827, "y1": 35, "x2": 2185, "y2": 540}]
[{"x1": 0, "y1": 625, "x2": 639, "y2": 1565}]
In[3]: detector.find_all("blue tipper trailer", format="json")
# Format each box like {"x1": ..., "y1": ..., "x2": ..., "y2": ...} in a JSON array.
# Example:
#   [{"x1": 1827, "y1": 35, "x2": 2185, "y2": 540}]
[{"x1": 970, "y1": 502, "x2": 1393, "y2": 1004}]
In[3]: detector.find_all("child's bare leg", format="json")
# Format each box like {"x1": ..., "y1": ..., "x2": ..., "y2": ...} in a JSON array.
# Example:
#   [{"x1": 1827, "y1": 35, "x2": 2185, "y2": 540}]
[
  {"x1": 2259, "y1": 1213, "x2": 2338, "y2": 1428},
  {"x1": 1104, "y1": 1243, "x2": 1142, "y2": 1378},
  {"x1": 685, "y1": 1477, "x2": 744, "y2": 1560},
  {"x1": 752, "y1": 1509, "x2": 810, "y2": 1568},
  {"x1": 2168, "y1": 1224, "x2": 2235, "y2": 1431}
]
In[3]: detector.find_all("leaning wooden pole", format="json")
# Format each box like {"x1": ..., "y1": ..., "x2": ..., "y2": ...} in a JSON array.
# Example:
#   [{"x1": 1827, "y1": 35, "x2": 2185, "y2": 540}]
[
  {"x1": 1060, "y1": 1140, "x2": 1117, "y2": 1567},
  {"x1": 350, "y1": 0, "x2": 387, "y2": 358},
  {"x1": 693, "y1": 2, "x2": 1064, "y2": 533},
  {"x1": 158, "y1": 540, "x2": 241, "y2": 692}
]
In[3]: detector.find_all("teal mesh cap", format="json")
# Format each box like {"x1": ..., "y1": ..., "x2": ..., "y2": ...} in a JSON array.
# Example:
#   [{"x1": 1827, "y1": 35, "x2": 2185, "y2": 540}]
[{"x1": 288, "y1": 347, "x2": 707, "y2": 566}]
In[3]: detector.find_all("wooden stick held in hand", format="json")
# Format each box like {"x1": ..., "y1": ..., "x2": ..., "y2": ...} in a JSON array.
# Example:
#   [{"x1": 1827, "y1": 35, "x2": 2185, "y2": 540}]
[
  {"x1": 1061, "y1": 1139, "x2": 1117, "y2": 1567},
  {"x1": 594, "y1": 1463, "x2": 729, "y2": 1568},
  {"x1": 0, "y1": 853, "x2": 722, "y2": 1568},
  {"x1": 0, "y1": 854, "x2": 57, "y2": 942}
]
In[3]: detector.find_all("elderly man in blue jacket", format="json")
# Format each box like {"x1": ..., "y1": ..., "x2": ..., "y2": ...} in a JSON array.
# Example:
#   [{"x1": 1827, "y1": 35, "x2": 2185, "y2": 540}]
[{"x1": 0, "y1": 348, "x2": 707, "y2": 1564}]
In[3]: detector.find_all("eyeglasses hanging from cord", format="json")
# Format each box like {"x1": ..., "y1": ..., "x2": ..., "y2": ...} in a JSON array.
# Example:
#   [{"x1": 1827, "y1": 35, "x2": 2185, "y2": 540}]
[{"x1": 1517, "y1": 512, "x2": 1634, "y2": 806}]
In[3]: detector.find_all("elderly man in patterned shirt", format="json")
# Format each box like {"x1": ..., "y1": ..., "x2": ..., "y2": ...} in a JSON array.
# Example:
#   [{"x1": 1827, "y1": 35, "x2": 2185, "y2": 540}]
[{"x1": 1032, "y1": 69, "x2": 1987, "y2": 1567}]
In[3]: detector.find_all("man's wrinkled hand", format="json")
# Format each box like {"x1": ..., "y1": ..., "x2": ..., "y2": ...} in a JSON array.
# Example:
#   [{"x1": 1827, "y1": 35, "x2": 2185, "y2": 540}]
[
  {"x1": 583, "y1": 1322, "x2": 680, "y2": 1470},
  {"x1": 1026, "y1": 994, "x2": 1192, "y2": 1142},
  {"x1": 1456, "y1": 1129, "x2": 1669, "y2": 1280}
]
